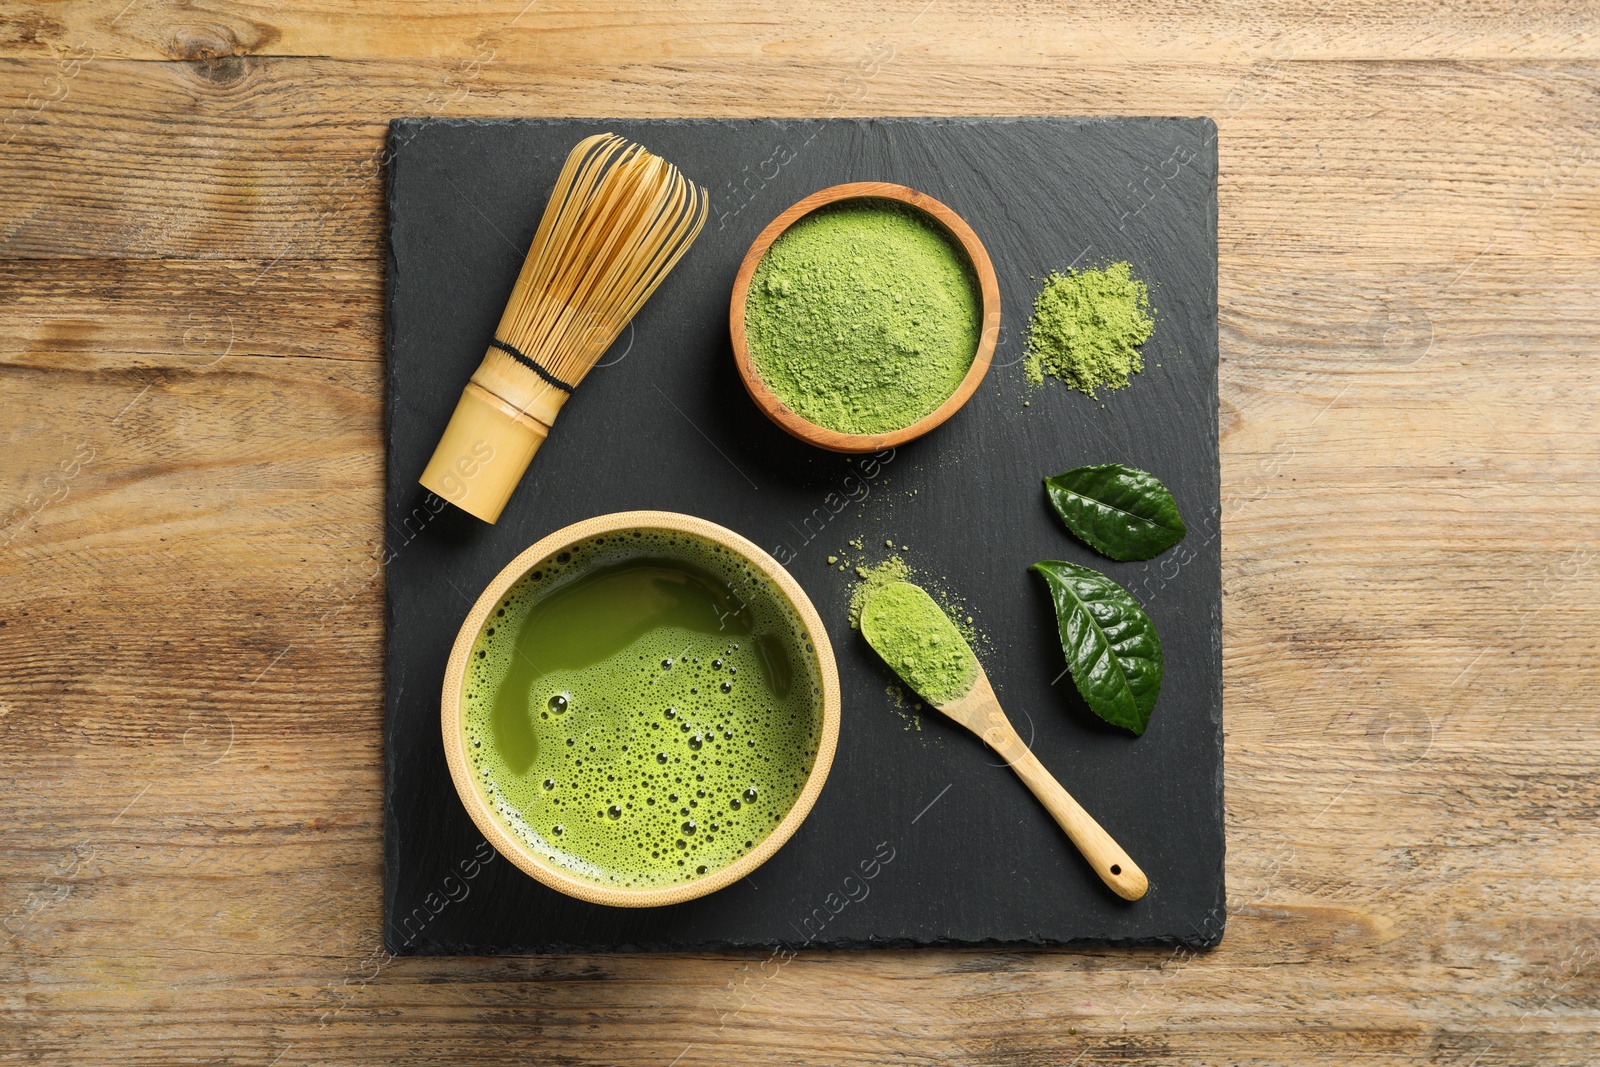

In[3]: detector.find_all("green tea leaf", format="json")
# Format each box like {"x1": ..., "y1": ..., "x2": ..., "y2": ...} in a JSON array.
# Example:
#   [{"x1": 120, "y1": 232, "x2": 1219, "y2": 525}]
[
  {"x1": 1044, "y1": 464, "x2": 1186, "y2": 561},
  {"x1": 1030, "y1": 560, "x2": 1163, "y2": 736}
]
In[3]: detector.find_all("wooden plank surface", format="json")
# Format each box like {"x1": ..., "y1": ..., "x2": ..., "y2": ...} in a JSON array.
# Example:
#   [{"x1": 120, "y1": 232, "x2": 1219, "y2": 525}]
[{"x1": 2, "y1": 1, "x2": 1596, "y2": 1063}]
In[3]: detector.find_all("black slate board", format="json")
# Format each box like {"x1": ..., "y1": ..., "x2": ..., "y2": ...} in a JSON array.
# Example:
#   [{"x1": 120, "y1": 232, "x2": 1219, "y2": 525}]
[{"x1": 384, "y1": 117, "x2": 1222, "y2": 953}]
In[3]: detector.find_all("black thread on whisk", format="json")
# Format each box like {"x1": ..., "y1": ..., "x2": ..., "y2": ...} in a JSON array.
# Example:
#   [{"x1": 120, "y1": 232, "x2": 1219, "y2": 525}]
[{"x1": 488, "y1": 338, "x2": 575, "y2": 393}]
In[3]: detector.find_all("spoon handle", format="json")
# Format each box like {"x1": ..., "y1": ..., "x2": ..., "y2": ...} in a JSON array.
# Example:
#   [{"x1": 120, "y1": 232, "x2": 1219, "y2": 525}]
[{"x1": 981, "y1": 716, "x2": 1148, "y2": 901}]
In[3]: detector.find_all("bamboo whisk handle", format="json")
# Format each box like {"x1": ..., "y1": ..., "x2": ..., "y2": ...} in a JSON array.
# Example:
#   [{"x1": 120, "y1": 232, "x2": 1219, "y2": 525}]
[{"x1": 418, "y1": 381, "x2": 550, "y2": 524}]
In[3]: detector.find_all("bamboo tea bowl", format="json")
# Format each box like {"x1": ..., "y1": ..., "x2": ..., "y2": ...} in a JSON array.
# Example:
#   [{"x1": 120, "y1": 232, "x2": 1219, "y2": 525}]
[
  {"x1": 440, "y1": 510, "x2": 841, "y2": 908},
  {"x1": 729, "y1": 182, "x2": 1001, "y2": 454}
]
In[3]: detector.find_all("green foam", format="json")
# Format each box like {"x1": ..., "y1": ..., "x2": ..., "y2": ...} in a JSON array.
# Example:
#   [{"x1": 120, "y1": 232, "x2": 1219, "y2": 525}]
[{"x1": 461, "y1": 531, "x2": 824, "y2": 889}]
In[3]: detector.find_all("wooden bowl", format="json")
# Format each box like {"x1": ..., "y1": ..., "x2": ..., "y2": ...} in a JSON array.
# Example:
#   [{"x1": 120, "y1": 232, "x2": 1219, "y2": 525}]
[
  {"x1": 730, "y1": 182, "x2": 1001, "y2": 453},
  {"x1": 440, "y1": 510, "x2": 841, "y2": 908}
]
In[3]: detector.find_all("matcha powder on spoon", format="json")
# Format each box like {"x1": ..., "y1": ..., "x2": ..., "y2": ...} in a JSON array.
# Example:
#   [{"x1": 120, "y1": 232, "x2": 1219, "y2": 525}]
[
  {"x1": 1023, "y1": 262, "x2": 1155, "y2": 397},
  {"x1": 860, "y1": 581, "x2": 978, "y2": 707}
]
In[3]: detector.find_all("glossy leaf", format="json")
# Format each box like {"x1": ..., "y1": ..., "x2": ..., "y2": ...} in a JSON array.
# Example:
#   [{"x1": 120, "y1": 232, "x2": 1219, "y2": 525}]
[
  {"x1": 1031, "y1": 559, "x2": 1163, "y2": 736},
  {"x1": 1044, "y1": 464, "x2": 1186, "y2": 561}
]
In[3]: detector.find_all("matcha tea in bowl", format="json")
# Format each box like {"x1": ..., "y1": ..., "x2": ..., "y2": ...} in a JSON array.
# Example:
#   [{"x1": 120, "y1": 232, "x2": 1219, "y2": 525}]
[
  {"x1": 441, "y1": 511, "x2": 841, "y2": 907},
  {"x1": 730, "y1": 182, "x2": 1001, "y2": 453}
]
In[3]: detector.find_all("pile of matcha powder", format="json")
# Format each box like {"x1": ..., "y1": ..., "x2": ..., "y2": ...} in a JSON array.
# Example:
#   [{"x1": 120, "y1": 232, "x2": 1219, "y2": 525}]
[
  {"x1": 1023, "y1": 261, "x2": 1155, "y2": 397},
  {"x1": 744, "y1": 201, "x2": 981, "y2": 435}
]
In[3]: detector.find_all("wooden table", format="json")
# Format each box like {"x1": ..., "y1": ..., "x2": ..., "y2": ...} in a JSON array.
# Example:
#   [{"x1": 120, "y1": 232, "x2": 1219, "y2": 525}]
[{"x1": 3, "y1": 3, "x2": 1596, "y2": 1063}]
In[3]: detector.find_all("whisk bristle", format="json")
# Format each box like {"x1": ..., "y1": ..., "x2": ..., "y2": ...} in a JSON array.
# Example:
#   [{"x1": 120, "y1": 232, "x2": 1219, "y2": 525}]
[{"x1": 483, "y1": 133, "x2": 706, "y2": 404}]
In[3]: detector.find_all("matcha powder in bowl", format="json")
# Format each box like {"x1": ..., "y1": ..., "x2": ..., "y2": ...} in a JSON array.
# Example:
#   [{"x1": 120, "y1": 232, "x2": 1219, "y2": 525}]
[{"x1": 739, "y1": 193, "x2": 991, "y2": 440}]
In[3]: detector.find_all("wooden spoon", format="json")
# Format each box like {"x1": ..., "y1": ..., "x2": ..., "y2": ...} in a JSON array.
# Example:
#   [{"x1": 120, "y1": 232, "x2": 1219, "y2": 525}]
[{"x1": 861, "y1": 581, "x2": 1148, "y2": 901}]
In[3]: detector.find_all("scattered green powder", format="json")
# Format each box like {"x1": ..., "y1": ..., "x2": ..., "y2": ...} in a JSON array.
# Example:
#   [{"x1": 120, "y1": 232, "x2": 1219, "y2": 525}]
[
  {"x1": 744, "y1": 200, "x2": 981, "y2": 434},
  {"x1": 1023, "y1": 262, "x2": 1155, "y2": 397},
  {"x1": 884, "y1": 683, "x2": 924, "y2": 714},
  {"x1": 883, "y1": 683, "x2": 927, "y2": 730},
  {"x1": 858, "y1": 581, "x2": 979, "y2": 706}
]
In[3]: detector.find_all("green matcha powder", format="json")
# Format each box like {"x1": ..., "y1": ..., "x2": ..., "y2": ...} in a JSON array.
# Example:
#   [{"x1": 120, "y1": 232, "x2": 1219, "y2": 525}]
[
  {"x1": 744, "y1": 201, "x2": 981, "y2": 435},
  {"x1": 859, "y1": 581, "x2": 978, "y2": 707},
  {"x1": 1024, "y1": 262, "x2": 1155, "y2": 397}
]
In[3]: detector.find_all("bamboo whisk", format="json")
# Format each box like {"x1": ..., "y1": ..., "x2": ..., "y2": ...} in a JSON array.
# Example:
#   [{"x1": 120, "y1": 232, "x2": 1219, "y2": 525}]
[{"x1": 419, "y1": 133, "x2": 707, "y2": 522}]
